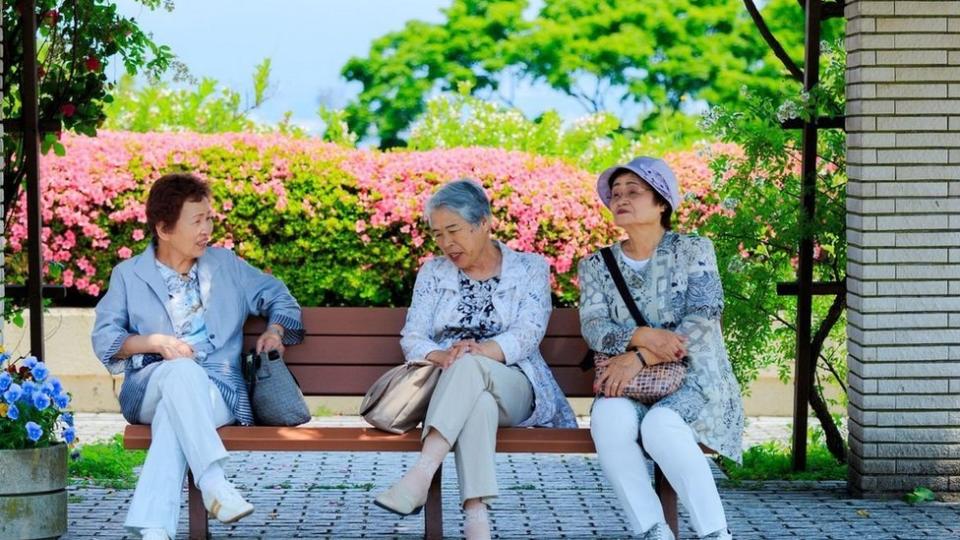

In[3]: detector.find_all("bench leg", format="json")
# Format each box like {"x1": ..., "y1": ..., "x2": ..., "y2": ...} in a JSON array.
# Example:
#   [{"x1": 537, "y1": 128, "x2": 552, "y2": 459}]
[
  {"x1": 423, "y1": 463, "x2": 443, "y2": 540},
  {"x1": 187, "y1": 471, "x2": 210, "y2": 540},
  {"x1": 654, "y1": 464, "x2": 679, "y2": 539}
]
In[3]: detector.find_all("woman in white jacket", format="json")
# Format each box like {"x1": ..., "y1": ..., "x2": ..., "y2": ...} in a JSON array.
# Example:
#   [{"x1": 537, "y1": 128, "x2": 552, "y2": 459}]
[{"x1": 374, "y1": 179, "x2": 576, "y2": 540}]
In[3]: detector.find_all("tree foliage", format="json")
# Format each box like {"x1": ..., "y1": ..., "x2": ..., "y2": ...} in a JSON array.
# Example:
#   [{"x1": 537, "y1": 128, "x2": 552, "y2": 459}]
[
  {"x1": 340, "y1": 0, "x2": 842, "y2": 146},
  {"x1": 2, "y1": 0, "x2": 174, "y2": 218},
  {"x1": 103, "y1": 58, "x2": 301, "y2": 134}
]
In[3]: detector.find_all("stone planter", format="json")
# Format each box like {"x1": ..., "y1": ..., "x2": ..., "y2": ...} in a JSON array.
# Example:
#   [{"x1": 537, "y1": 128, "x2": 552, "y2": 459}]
[{"x1": 0, "y1": 444, "x2": 68, "y2": 540}]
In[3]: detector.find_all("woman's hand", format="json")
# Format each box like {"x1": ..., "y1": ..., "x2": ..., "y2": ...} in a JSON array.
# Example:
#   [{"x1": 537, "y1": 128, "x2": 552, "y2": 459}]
[
  {"x1": 148, "y1": 334, "x2": 195, "y2": 360},
  {"x1": 455, "y1": 339, "x2": 505, "y2": 363},
  {"x1": 256, "y1": 325, "x2": 286, "y2": 354},
  {"x1": 425, "y1": 341, "x2": 473, "y2": 368},
  {"x1": 595, "y1": 352, "x2": 644, "y2": 398},
  {"x1": 631, "y1": 327, "x2": 687, "y2": 365}
]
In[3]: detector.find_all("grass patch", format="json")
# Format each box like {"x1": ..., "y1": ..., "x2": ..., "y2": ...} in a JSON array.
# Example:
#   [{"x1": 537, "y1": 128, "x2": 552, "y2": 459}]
[
  {"x1": 69, "y1": 434, "x2": 146, "y2": 490},
  {"x1": 313, "y1": 405, "x2": 335, "y2": 417},
  {"x1": 67, "y1": 494, "x2": 84, "y2": 503},
  {"x1": 718, "y1": 431, "x2": 846, "y2": 483},
  {"x1": 507, "y1": 484, "x2": 538, "y2": 491}
]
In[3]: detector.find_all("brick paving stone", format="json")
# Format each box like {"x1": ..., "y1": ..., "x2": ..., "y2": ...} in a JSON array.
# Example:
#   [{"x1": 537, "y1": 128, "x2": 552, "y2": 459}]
[{"x1": 63, "y1": 414, "x2": 954, "y2": 539}]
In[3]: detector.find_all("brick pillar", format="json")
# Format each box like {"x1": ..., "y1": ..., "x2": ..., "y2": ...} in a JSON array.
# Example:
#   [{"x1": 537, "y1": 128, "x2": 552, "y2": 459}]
[{"x1": 846, "y1": 1, "x2": 960, "y2": 496}]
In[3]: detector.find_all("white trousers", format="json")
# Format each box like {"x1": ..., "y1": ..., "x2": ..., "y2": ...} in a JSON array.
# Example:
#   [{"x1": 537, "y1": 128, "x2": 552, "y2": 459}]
[
  {"x1": 423, "y1": 354, "x2": 534, "y2": 505},
  {"x1": 590, "y1": 397, "x2": 727, "y2": 538},
  {"x1": 124, "y1": 359, "x2": 234, "y2": 537}
]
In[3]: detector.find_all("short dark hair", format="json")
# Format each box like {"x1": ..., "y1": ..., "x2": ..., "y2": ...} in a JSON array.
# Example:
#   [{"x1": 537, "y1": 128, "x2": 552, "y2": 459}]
[
  {"x1": 609, "y1": 170, "x2": 673, "y2": 230},
  {"x1": 146, "y1": 173, "x2": 211, "y2": 243}
]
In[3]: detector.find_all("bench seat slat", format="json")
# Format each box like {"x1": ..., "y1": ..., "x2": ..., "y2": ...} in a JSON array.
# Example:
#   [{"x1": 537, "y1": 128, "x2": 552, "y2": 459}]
[{"x1": 123, "y1": 425, "x2": 598, "y2": 453}]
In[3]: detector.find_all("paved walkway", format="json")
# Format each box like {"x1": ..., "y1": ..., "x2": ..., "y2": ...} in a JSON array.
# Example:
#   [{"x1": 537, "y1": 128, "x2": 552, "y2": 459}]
[{"x1": 63, "y1": 414, "x2": 959, "y2": 539}]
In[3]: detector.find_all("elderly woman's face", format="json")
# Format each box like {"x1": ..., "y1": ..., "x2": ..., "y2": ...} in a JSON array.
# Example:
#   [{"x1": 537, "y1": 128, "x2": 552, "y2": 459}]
[
  {"x1": 429, "y1": 208, "x2": 489, "y2": 269},
  {"x1": 158, "y1": 197, "x2": 214, "y2": 260},
  {"x1": 609, "y1": 172, "x2": 665, "y2": 228}
]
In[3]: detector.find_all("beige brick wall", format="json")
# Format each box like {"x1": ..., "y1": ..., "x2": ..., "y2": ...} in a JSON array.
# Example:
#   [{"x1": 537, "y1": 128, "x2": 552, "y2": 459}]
[{"x1": 846, "y1": 0, "x2": 960, "y2": 496}]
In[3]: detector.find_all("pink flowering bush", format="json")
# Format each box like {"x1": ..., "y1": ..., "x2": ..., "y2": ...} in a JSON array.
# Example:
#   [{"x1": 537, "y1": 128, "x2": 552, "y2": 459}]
[{"x1": 6, "y1": 132, "x2": 725, "y2": 306}]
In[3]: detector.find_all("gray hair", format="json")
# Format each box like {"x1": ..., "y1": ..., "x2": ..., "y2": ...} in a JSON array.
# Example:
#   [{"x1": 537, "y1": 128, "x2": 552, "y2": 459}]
[{"x1": 425, "y1": 179, "x2": 492, "y2": 226}]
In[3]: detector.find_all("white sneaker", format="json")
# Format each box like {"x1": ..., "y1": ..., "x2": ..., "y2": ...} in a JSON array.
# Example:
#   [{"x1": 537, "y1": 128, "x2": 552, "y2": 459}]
[
  {"x1": 202, "y1": 482, "x2": 254, "y2": 524},
  {"x1": 140, "y1": 529, "x2": 170, "y2": 540},
  {"x1": 642, "y1": 522, "x2": 676, "y2": 540}
]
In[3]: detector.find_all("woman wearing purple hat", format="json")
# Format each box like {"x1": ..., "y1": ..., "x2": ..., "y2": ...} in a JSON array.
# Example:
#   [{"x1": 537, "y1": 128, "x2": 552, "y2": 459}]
[{"x1": 578, "y1": 157, "x2": 743, "y2": 540}]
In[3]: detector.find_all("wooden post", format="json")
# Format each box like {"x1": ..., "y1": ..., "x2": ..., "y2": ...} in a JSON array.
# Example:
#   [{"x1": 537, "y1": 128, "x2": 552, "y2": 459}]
[
  {"x1": 655, "y1": 464, "x2": 679, "y2": 538},
  {"x1": 424, "y1": 464, "x2": 443, "y2": 540},
  {"x1": 187, "y1": 471, "x2": 209, "y2": 540}
]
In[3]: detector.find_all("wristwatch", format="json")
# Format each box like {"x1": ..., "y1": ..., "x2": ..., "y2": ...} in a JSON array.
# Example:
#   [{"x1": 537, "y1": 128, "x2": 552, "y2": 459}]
[
  {"x1": 267, "y1": 324, "x2": 285, "y2": 339},
  {"x1": 629, "y1": 347, "x2": 648, "y2": 368}
]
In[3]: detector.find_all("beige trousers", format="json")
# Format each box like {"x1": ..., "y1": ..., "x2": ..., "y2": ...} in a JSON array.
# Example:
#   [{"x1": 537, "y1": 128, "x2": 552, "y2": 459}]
[{"x1": 423, "y1": 354, "x2": 534, "y2": 505}]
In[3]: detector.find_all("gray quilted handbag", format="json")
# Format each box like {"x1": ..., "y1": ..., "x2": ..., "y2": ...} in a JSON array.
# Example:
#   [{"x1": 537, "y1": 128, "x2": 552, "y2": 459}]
[{"x1": 241, "y1": 349, "x2": 311, "y2": 426}]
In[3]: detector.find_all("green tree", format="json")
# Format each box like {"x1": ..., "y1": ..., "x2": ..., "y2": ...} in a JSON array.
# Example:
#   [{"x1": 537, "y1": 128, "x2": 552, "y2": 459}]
[
  {"x1": 406, "y1": 82, "x2": 695, "y2": 171},
  {"x1": 341, "y1": 0, "x2": 842, "y2": 147},
  {"x1": 3, "y1": 0, "x2": 174, "y2": 218},
  {"x1": 700, "y1": 41, "x2": 847, "y2": 462},
  {"x1": 341, "y1": 0, "x2": 525, "y2": 148},
  {"x1": 103, "y1": 58, "x2": 300, "y2": 134}
]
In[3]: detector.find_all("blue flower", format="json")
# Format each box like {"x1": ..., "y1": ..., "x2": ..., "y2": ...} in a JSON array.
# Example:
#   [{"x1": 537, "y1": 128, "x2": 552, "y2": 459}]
[
  {"x1": 6, "y1": 404, "x2": 19, "y2": 420},
  {"x1": 32, "y1": 392, "x2": 51, "y2": 411},
  {"x1": 3, "y1": 383, "x2": 23, "y2": 404},
  {"x1": 63, "y1": 427, "x2": 76, "y2": 444},
  {"x1": 30, "y1": 363, "x2": 49, "y2": 382},
  {"x1": 49, "y1": 378, "x2": 63, "y2": 395},
  {"x1": 0, "y1": 372, "x2": 11, "y2": 393},
  {"x1": 54, "y1": 393, "x2": 70, "y2": 409},
  {"x1": 42, "y1": 382, "x2": 56, "y2": 396},
  {"x1": 22, "y1": 356, "x2": 38, "y2": 370},
  {"x1": 25, "y1": 421, "x2": 43, "y2": 442},
  {"x1": 21, "y1": 381, "x2": 38, "y2": 400},
  {"x1": 60, "y1": 412, "x2": 74, "y2": 426}
]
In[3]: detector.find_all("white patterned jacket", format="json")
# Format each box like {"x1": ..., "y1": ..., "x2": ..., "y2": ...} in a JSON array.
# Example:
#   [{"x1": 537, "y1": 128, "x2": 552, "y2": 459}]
[{"x1": 401, "y1": 241, "x2": 577, "y2": 428}]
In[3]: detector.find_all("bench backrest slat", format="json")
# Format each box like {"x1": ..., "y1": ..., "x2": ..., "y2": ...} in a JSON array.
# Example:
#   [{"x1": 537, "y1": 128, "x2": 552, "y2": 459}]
[{"x1": 244, "y1": 307, "x2": 594, "y2": 398}]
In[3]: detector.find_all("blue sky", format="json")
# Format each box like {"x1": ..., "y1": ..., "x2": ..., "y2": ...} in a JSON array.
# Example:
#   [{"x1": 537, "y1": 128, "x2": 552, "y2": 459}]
[{"x1": 113, "y1": 0, "x2": 621, "y2": 134}]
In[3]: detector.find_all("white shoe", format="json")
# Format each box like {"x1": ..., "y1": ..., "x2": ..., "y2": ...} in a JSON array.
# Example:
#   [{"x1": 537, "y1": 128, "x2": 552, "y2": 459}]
[
  {"x1": 202, "y1": 482, "x2": 254, "y2": 524},
  {"x1": 642, "y1": 522, "x2": 676, "y2": 540},
  {"x1": 140, "y1": 529, "x2": 170, "y2": 540}
]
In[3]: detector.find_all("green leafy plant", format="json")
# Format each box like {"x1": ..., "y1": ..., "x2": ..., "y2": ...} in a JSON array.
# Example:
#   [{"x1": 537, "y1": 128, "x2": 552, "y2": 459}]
[
  {"x1": 406, "y1": 83, "x2": 697, "y2": 172},
  {"x1": 718, "y1": 429, "x2": 847, "y2": 483},
  {"x1": 103, "y1": 58, "x2": 298, "y2": 135},
  {"x1": 700, "y1": 40, "x2": 848, "y2": 462},
  {"x1": 68, "y1": 434, "x2": 145, "y2": 489},
  {"x1": 904, "y1": 487, "x2": 936, "y2": 505}
]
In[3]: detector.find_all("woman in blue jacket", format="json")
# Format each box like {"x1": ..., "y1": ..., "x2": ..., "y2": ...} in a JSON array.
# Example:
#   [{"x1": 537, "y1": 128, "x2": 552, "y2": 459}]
[{"x1": 92, "y1": 173, "x2": 303, "y2": 540}]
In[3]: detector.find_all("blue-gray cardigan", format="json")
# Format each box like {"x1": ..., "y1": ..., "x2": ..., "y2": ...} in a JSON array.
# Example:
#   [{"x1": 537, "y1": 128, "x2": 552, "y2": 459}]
[{"x1": 91, "y1": 244, "x2": 304, "y2": 425}]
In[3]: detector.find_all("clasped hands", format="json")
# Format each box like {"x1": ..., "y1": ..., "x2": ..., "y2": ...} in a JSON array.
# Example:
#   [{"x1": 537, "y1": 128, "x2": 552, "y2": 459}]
[{"x1": 595, "y1": 327, "x2": 688, "y2": 398}]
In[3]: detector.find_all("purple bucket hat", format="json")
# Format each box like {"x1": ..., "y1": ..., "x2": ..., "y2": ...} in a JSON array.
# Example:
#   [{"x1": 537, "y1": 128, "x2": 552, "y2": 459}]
[{"x1": 597, "y1": 157, "x2": 681, "y2": 211}]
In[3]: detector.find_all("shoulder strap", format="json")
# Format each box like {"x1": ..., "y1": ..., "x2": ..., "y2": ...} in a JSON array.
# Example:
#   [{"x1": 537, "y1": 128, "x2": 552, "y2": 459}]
[{"x1": 600, "y1": 247, "x2": 648, "y2": 327}]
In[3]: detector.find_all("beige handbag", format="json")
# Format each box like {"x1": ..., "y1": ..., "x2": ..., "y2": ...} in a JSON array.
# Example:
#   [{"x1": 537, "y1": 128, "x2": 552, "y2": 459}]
[{"x1": 360, "y1": 360, "x2": 441, "y2": 434}]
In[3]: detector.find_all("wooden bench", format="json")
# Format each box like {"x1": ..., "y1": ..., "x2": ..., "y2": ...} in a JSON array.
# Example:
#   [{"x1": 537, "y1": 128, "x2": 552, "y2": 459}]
[{"x1": 123, "y1": 307, "x2": 709, "y2": 539}]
